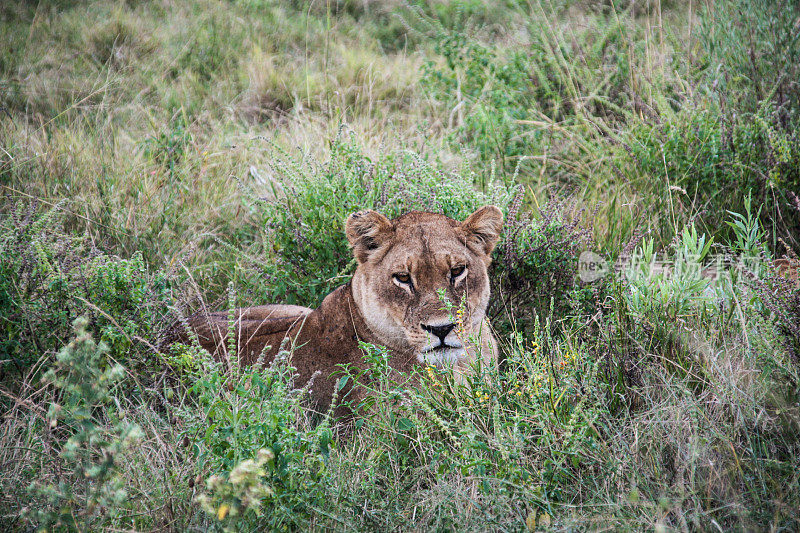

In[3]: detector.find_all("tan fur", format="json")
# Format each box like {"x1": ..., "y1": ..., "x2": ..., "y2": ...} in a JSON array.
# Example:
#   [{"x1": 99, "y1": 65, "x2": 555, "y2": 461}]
[
  {"x1": 773, "y1": 258, "x2": 799, "y2": 288},
  {"x1": 163, "y1": 207, "x2": 503, "y2": 416}
]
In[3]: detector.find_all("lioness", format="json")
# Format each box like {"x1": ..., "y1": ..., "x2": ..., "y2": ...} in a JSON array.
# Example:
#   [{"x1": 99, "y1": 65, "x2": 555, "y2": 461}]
[{"x1": 166, "y1": 206, "x2": 503, "y2": 414}]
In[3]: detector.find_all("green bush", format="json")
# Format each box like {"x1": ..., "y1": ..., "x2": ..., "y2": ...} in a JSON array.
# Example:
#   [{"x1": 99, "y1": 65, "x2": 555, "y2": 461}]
[
  {"x1": 490, "y1": 192, "x2": 595, "y2": 336},
  {"x1": 178, "y1": 312, "x2": 619, "y2": 530},
  {"x1": 0, "y1": 202, "x2": 173, "y2": 375},
  {"x1": 29, "y1": 318, "x2": 143, "y2": 531},
  {"x1": 627, "y1": 105, "x2": 800, "y2": 244},
  {"x1": 175, "y1": 329, "x2": 334, "y2": 530}
]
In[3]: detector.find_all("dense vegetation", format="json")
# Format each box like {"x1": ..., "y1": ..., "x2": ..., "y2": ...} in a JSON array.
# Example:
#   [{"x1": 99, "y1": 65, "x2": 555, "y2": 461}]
[{"x1": 1, "y1": 0, "x2": 799, "y2": 530}]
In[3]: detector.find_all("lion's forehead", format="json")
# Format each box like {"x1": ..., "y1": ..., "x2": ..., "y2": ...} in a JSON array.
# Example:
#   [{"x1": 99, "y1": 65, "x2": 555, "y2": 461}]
[
  {"x1": 394, "y1": 216, "x2": 461, "y2": 240},
  {"x1": 382, "y1": 222, "x2": 475, "y2": 267},
  {"x1": 392, "y1": 211, "x2": 461, "y2": 229},
  {"x1": 386, "y1": 247, "x2": 468, "y2": 270}
]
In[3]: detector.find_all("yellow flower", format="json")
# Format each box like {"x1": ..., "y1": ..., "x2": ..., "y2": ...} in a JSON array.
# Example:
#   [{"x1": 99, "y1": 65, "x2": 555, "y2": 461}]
[{"x1": 217, "y1": 504, "x2": 230, "y2": 520}]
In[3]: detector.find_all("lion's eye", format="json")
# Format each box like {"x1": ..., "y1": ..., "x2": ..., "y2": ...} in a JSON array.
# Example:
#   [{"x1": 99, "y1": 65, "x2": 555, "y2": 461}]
[
  {"x1": 393, "y1": 273, "x2": 411, "y2": 284},
  {"x1": 450, "y1": 265, "x2": 466, "y2": 279}
]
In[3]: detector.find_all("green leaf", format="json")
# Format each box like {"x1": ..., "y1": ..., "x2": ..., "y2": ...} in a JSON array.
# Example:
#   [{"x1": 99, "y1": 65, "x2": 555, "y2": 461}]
[{"x1": 396, "y1": 417, "x2": 415, "y2": 432}]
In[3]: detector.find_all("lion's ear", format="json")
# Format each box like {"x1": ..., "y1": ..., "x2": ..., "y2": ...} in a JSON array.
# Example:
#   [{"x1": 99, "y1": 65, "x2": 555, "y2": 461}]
[
  {"x1": 345, "y1": 210, "x2": 394, "y2": 263},
  {"x1": 462, "y1": 205, "x2": 504, "y2": 255}
]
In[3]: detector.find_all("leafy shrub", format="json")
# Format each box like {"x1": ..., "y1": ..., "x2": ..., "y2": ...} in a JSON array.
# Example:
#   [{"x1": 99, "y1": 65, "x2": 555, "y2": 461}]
[
  {"x1": 0, "y1": 202, "x2": 173, "y2": 375},
  {"x1": 627, "y1": 105, "x2": 800, "y2": 244},
  {"x1": 409, "y1": 324, "x2": 612, "y2": 507},
  {"x1": 725, "y1": 198, "x2": 800, "y2": 359},
  {"x1": 624, "y1": 225, "x2": 713, "y2": 334},
  {"x1": 755, "y1": 262, "x2": 800, "y2": 359},
  {"x1": 85, "y1": 250, "x2": 173, "y2": 357},
  {"x1": 291, "y1": 319, "x2": 621, "y2": 530},
  {"x1": 490, "y1": 191, "x2": 595, "y2": 337},
  {"x1": 175, "y1": 330, "x2": 334, "y2": 530},
  {"x1": 576, "y1": 218, "x2": 800, "y2": 528},
  {"x1": 28, "y1": 318, "x2": 143, "y2": 531},
  {"x1": 195, "y1": 448, "x2": 275, "y2": 532}
]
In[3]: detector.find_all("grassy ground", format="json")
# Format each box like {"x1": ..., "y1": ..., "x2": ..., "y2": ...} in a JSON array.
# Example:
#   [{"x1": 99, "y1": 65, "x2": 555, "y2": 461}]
[{"x1": 1, "y1": 0, "x2": 799, "y2": 531}]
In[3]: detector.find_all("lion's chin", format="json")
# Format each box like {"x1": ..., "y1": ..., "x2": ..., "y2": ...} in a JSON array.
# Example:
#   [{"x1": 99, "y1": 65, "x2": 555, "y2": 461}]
[{"x1": 417, "y1": 346, "x2": 467, "y2": 367}]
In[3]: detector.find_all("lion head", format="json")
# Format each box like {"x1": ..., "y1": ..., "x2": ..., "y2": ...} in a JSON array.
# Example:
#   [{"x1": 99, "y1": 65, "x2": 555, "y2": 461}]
[{"x1": 345, "y1": 206, "x2": 503, "y2": 367}]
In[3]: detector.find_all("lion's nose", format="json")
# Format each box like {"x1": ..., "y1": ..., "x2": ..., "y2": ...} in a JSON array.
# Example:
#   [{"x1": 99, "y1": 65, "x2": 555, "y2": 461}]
[{"x1": 421, "y1": 323, "x2": 456, "y2": 344}]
